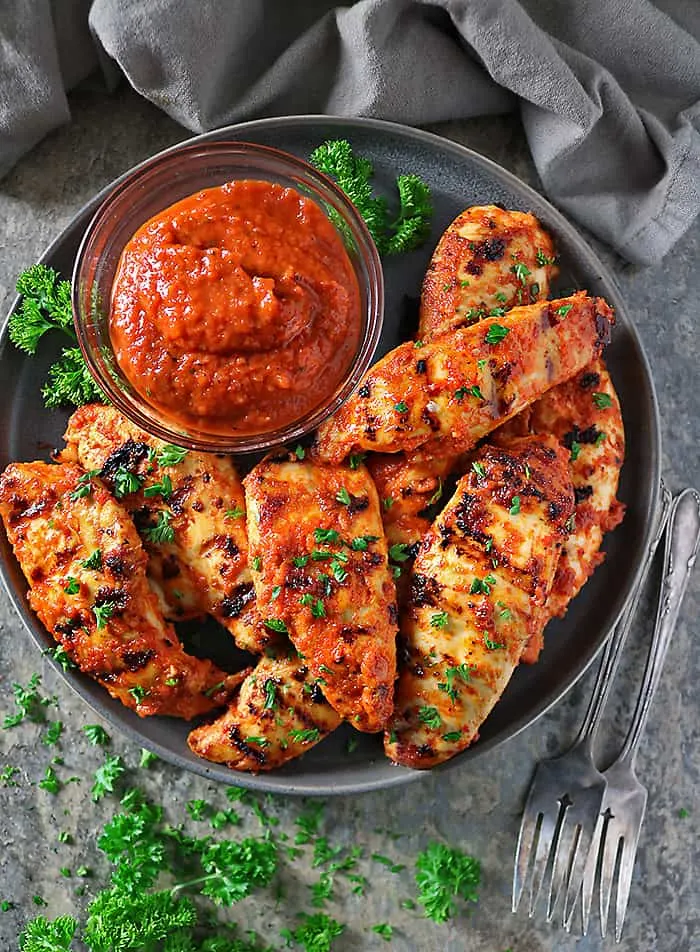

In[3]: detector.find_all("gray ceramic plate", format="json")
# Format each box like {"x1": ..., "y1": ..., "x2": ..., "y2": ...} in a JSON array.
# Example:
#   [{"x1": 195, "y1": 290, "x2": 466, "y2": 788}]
[{"x1": 0, "y1": 116, "x2": 660, "y2": 795}]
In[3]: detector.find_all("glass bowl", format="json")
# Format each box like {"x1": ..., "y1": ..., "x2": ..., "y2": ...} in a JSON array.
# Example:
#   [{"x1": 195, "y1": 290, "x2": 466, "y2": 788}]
[{"x1": 72, "y1": 141, "x2": 384, "y2": 454}]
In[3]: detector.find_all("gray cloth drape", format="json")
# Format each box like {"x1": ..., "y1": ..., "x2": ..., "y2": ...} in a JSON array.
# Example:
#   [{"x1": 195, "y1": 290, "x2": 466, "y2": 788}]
[{"x1": 1, "y1": 0, "x2": 698, "y2": 264}]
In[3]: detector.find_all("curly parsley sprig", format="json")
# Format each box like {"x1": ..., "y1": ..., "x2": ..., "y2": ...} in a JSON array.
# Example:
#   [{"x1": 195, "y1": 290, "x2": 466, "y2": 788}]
[
  {"x1": 9, "y1": 264, "x2": 104, "y2": 408},
  {"x1": 310, "y1": 139, "x2": 433, "y2": 255}
]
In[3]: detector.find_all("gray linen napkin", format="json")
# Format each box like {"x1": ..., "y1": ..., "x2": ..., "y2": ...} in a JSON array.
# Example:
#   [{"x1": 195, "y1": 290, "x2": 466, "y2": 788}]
[{"x1": 1, "y1": 0, "x2": 698, "y2": 265}]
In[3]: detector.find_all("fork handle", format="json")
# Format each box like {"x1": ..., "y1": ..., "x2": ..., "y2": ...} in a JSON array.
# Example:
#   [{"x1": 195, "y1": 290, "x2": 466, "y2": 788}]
[
  {"x1": 572, "y1": 481, "x2": 673, "y2": 753},
  {"x1": 615, "y1": 487, "x2": 700, "y2": 767}
]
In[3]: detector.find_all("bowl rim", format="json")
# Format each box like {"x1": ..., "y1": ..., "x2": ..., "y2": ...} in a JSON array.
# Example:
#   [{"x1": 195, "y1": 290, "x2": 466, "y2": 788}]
[
  {"x1": 71, "y1": 138, "x2": 385, "y2": 454},
  {"x1": 0, "y1": 114, "x2": 662, "y2": 796}
]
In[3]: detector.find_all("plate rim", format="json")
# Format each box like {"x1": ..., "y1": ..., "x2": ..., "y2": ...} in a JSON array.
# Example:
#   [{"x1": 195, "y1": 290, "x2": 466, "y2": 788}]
[{"x1": 0, "y1": 114, "x2": 661, "y2": 795}]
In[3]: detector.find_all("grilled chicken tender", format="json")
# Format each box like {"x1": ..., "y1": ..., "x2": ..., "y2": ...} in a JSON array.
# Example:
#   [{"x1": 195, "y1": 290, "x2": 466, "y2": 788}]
[
  {"x1": 60, "y1": 404, "x2": 269, "y2": 655},
  {"x1": 314, "y1": 292, "x2": 614, "y2": 463},
  {"x1": 385, "y1": 437, "x2": 574, "y2": 768},
  {"x1": 419, "y1": 205, "x2": 557, "y2": 340},
  {"x1": 0, "y1": 461, "x2": 240, "y2": 718},
  {"x1": 371, "y1": 208, "x2": 557, "y2": 551},
  {"x1": 244, "y1": 453, "x2": 398, "y2": 733},
  {"x1": 188, "y1": 651, "x2": 342, "y2": 772},
  {"x1": 495, "y1": 358, "x2": 625, "y2": 652}
]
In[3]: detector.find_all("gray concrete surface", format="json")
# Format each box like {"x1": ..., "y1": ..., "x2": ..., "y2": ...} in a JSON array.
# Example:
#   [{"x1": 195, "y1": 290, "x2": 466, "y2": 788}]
[{"x1": 0, "y1": 85, "x2": 698, "y2": 951}]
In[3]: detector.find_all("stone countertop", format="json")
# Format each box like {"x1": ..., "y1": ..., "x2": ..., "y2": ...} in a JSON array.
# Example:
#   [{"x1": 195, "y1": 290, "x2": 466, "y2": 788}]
[{"x1": 0, "y1": 86, "x2": 697, "y2": 952}]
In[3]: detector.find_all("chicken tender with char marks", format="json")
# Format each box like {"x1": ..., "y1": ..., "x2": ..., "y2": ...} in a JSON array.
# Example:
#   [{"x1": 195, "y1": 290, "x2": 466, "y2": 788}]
[
  {"x1": 314, "y1": 292, "x2": 614, "y2": 463},
  {"x1": 188, "y1": 651, "x2": 342, "y2": 772},
  {"x1": 385, "y1": 436, "x2": 574, "y2": 768},
  {"x1": 0, "y1": 461, "x2": 240, "y2": 718},
  {"x1": 494, "y1": 358, "x2": 625, "y2": 660},
  {"x1": 60, "y1": 404, "x2": 269, "y2": 655},
  {"x1": 244, "y1": 452, "x2": 398, "y2": 733},
  {"x1": 419, "y1": 205, "x2": 557, "y2": 340}
]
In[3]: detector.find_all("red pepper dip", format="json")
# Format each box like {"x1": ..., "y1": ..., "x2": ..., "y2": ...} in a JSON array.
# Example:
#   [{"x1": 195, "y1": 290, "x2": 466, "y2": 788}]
[{"x1": 110, "y1": 180, "x2": 362, "y2": 435}]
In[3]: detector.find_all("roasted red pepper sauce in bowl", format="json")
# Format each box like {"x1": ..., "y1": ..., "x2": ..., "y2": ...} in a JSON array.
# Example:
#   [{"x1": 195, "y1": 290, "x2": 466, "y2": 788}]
[{"x1": 72, "y1": 142, "x2": 383, "y2": 453}]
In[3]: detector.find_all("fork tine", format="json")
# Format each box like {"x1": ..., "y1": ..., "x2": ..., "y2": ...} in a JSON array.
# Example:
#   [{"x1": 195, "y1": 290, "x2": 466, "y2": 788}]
[
  {"x1": 528, "y1": 804, "x2": 565, "y2": 916},
  {"x1": 561, "y1": 811, "x2": 600, "y2": 928},
  {"x1": 615, "y1": 829, "x2": 643, "y2": 941},
  {"x1": 512, "y1": 808, "x2": 541, "y2": 912},
  {"x1": 599, "y1": 822, "x2": 622, "y2": 938},
  {"x1": 571, "y1": 811, "x2": 606, "y2": 935},
  {"x1": 546, "y1": 817, "x2": 580, "y2": 921}
]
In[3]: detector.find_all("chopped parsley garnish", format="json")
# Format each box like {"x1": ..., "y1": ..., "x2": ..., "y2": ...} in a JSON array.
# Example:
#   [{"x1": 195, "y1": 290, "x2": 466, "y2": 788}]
[
  {"x1": 417, "y1": 706, "x2": 441, "y2": 729},
  {"x1": 128, "y1": 685, "x2": 149, "y2": 704},
  {"x1": 264, "y1": 618, "x2": 289, "y2": 634},
  {"x1": 91, "y1": 754, "x2": 125, "y2": 801},
  {"x1": 0, "y1": 766, "x2": 19, "y2": 787},
  {"x1": 350, "y1": 535, "x2": 379, "y2": 551},
  {"x1": 63, "y1": 577, "x2": 79, "y2": 595},
  {"x1": 430, "y1": 612, "x2": 449, "y2": 629},
  {"x1": 155, "y1": 444, "x2": 188, "y2": 467},
  {"x1": 472, "y1": 461, "x2": 486, "y2": 478},
  {"x1": 511, "y1": 262, "x2": 531, "y2": 284},
  {"x1": 330, "y1": 559, "x2": 348, "y2": 584},
  {"x1": 294, "y1": 444, "x2": 306, "y2": 460},
  {"x1": 442, "y1": 731, "x2": 462, "y2": 742},
  {"x1": 263, "y1": 680, "x2": 278, "y2": 710},
  {"x1": 143, "y1": 474, "x2": 173, "y2": 500},
  {"x1": 483, "y1": 632, "x2": 506, "y2": 650},
  {"x1": 470, "y1": 573, "x2": 497, "y2": 596},
  {"x1": 414, "y1": 339, "x2": 425, "y2": 348},
  {"x1": 43, "y1": 720, "x2": 63, "y2": 746},
  {"x1": 300, "y1": 594, "x2": 326, "y2": 618},
  {"x1": 438, "y1": 665, "x2": 474, "y2": 703},
  {"x1": 251, "y1": 556, "x2": 262, "y2": 571},
  {"x1": 509, "y1": 495, "x2": 521, "y2": 516},
  {"x1": 536, "y1": 249, "x2": 556, "y2": 266},
  {"x1": 415, "y1": 841, "x2": 481, "y2": 922},
  {"x1": 592, "y1": 391, "x2": 613, "y2": 409},
  {"x1": 244, "y1": 736, "x2": 270, "y2": 748},
  {"x1": 389, "y1": 543, "x2": 411, "y2": 563},
  {"x1": 455, "y1": 384, "x2": 484, "y2": 402},
  {"x1": 114, "y1": 466, "x2": 143, "y2": 499},
  {"x1": 383, "y1": 496, "x2": 394, "y2": 510},
  {"x1": 293, "y1": 555, "x2": 310, "y2": 567},
  {"x1": 335, "y1": 487, "x2": 351, "y2": 506},
  {"x1": 314, "y1": 528, "x2": 341, "y2": 545},
  {"x1": 70, "y1": 470, "x2": 100, "y2": 501},
  {"x1": 289, "y1": 728, "x2": 321, "y2": 745},
  {"x1": 83, "y1": 724, "x2": 110, "y2": 746},
  {"x1": 595, "y1": 431, "x2": 607, "y2": 446},
  {"x1": 427, "y1": 478, "x2": 443, "y2": 506},
  {"x1": 372, "y1": 923, "x2": 394, "y2": 941},
  {"x1": 497, "y1": 602, "x2": 513, "y2": 621},
  {"x1": 2, "y1": 673, "x2": 50, "y2": 728},
  {"x1": 82, "y1": 549, "x2": 102, "y2": 571},
  {"x1": 489, "y1": 306, "x2": 506, "y2": 317},
  {"x1": 394, "y1": 401, "x2": 408, "y2": 413},
  {"x1": 570, "y1": 441, "x2": 581, "y2": 462},
  {"x1": 44, "y1": 645, "x2": 77, "y2": 671},
  {"x1": 495, "y1": 291, "x2": 507, "y2": 303},
  {"x1": 485, "y1": 323, "x2": 510, "y2": 344},
  {"x1": 348, "y1": 453, "x2": 366, "y2": 470},
  {"x1": 271, "y1": 585, "x2": 282, "y2": 601},
  {"x1": 142, "y1": 510, "x2": 174, "y2": 544},
  {"x1": 93, "y1": 599, "x2": 117, "y2": 630},
  {"x1": 224, "y1": 505, "x2": 245, "y2": 519},
  {"x1": 139, "y1": 749, "x2": 158, "y2": 768},
  {"x1": 556, "y1": 303, "x2": 573, "y2": 317}
]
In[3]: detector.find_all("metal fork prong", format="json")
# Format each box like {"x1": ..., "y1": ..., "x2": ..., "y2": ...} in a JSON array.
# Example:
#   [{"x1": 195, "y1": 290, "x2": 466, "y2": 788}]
[
  {"x1": 570, "y1": 811, "x2": 605, "y2": 935},
  {"x1": 615, "y1": 830, "x2": 642, "y2": 941},
  {"x1": 528, "y1": 805, "x2": 565, "y2": 916},
  {"x1": 546, "y1": 818, "x2": 580, "y2": 921},
  {"x1": 559, "y1": 816, "x2": 597, "y2": 926},
  {"x1": 512, "y1": 808, "x2": 541, "y2": 912},
  {"x1": 599, "y1": 824, "x2": 622, "y2": 938}
]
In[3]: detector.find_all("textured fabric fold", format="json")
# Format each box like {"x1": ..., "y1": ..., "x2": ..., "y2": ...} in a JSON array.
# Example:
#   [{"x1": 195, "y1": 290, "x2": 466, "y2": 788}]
[{"x1": 1, "y1": 0, "x2": 698, "y2": 264}]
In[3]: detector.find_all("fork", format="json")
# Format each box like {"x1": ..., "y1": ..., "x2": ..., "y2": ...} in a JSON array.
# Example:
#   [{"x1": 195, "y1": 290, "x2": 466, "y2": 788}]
[
  {"x1": 512, "y1": 481, "x2": 673, "y2": 923},
  {"x1": 576, "y1": 486, "x2": 700, "y2": 941}
]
